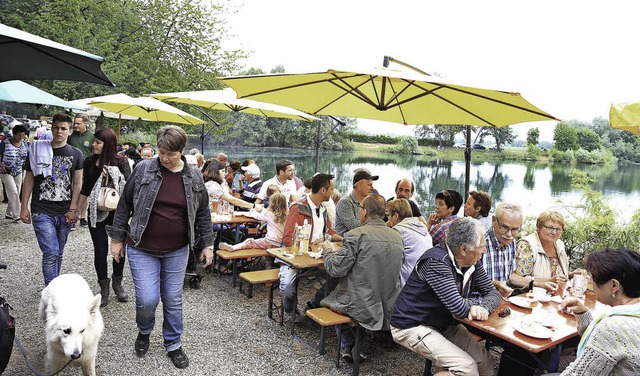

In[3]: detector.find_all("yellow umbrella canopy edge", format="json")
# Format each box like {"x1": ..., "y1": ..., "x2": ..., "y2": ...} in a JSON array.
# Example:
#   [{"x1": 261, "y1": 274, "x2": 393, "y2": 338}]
[
  {"x1": 149, "y1": 89, "x2": 319, "y2": 122},
  {"x1": 610, "y1": 102, "x2": 640, "y2": 135},
  {"x1": 219, "y1": 68, "x2": 559, "y2": 127},
  {"x1": 88, "y1": 95, "x2": 204, "y2": 125}
]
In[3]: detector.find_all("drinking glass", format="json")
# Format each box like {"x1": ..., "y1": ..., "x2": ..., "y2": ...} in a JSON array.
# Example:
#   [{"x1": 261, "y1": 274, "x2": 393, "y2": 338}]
[{"x1": 572, "y1": 274, "x2": 587, "y2": 298}]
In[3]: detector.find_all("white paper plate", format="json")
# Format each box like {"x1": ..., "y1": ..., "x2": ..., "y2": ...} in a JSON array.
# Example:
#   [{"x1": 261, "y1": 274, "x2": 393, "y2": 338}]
[
  {"x1": 508, "y1": 296, "x2": 540, "y2": 309},
  {"x1": 514, "y1": 320, "x2": 554, "y2": 339},
  {"x1": 537, "y1": 295, "x2": 551, "y2": 303}
]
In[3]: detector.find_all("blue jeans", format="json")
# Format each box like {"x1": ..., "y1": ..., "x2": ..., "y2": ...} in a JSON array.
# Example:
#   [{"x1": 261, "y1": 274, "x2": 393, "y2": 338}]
[
  {"x1": 32, "y1": 213, "x2": 72, "y2": 285},
  {"x1": 127, "y1": 244, "x2": 189, "y2": 352}
]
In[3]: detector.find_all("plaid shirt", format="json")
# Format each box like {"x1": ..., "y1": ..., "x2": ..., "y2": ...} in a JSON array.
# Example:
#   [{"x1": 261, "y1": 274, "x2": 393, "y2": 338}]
[
  {"x1": 429, "y1": 215, "x2": 458, "y2": 245},
  {"x1": 481, "y1": 226, "x2": 516, "y2": 282}
]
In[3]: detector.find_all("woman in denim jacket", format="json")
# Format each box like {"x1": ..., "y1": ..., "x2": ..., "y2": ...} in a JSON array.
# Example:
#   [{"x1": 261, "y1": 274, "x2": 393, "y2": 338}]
[{"x1": 106, "y1": 125, "x2": 214, "y2": 370}]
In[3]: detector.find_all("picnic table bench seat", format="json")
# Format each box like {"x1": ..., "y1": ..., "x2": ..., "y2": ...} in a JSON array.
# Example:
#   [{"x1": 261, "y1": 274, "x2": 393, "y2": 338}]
[
  {"x1": 239, "y1": 268, "x2": 283, "y2": 325},
  {"x1": 305, "y1": 307, "x2": 363, "y2": 376}
]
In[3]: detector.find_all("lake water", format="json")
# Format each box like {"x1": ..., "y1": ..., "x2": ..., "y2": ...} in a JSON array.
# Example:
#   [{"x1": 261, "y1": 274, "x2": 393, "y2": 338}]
[{"x1": 189, "y1": 141, "x2": 640, "y2": 223}]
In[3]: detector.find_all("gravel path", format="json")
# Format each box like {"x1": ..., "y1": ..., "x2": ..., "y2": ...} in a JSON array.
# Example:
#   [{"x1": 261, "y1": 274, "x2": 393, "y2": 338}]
[{"x1": 0, "y1": 215, "x2": 429, "y2": 376}]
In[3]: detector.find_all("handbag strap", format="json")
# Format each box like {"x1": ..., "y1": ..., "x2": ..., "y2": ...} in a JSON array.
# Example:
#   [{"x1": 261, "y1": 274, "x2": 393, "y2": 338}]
[{"x1": 102, "y1": 167, "x2": 110, "y2": 187}]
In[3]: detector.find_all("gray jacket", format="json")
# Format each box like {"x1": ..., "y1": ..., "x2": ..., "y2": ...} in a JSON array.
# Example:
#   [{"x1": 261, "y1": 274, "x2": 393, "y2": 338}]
[
  {"x1": 321, "y1": 218, "x2": 404, "y2": 331},
  {"x1": 393, "y1": 217, "x2": 432, "y2": 288},
  {"x1": 106, "y1": 157, "x2": 214, "y2": 251}
]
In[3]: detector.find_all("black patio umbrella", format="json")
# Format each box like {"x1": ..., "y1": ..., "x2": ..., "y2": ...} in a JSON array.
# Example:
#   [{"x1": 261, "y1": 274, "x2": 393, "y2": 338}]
[{"x1": 0, "y1": 23, "x2": 113, "y2": 86}]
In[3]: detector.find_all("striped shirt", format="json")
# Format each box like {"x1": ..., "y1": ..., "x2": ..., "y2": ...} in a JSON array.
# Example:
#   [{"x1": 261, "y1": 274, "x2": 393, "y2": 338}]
[
  {"x1": 481, "y1": 226, "x2": 516, "y2": 282},
  {"x1": 416, "y1": 246, "x2": 500, "y2": 320}
]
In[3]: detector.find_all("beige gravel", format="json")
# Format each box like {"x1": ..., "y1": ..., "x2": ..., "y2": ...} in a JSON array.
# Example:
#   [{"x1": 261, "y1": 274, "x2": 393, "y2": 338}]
[{"x1": 0, "y1": 214, "x2": 434, "y2": 376}]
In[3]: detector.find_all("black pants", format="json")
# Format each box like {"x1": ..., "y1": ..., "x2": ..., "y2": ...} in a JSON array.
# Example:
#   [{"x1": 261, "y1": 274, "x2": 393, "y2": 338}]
[{"x1": 89, "y1": 211, "x2": 125, "y2": 280}]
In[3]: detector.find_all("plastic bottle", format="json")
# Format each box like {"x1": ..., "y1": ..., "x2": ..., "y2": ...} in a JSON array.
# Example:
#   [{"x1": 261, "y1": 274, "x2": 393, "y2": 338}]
[
  {"x1": 299, "y1": 219, "x2": 310, "y2": 254},
  {"x1": 291, "y1": 224, "x2": 300, "y2": 255}
]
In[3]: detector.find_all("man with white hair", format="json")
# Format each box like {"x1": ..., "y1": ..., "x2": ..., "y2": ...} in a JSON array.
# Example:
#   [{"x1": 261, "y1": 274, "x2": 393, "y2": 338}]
[
  {"x1": 240, "y1": 163, "x2": 263, "y2": 205},
  {"x1": 390, "y1": 217, "x2": 500, "y2": 376}
]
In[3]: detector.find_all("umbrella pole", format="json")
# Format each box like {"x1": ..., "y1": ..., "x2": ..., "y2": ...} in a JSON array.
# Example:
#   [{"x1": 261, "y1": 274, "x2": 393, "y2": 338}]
[
  {"x1": 201, "y1": 123, "x2": 205, "y2": 156},
  {"x1": 118, "y1": 114, "x2": 121, "y2": 142},
  {"x1": 314, "y1": 121, "x2": 322, "y2": 173},
  {"x1": 464, "y1": 125, "x2": 472, "y2": 200}
]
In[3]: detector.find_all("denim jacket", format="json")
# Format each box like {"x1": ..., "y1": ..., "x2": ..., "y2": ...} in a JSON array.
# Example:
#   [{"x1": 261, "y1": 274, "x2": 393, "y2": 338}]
[{"x1": 106, "y1": 156, "x2": 214, "y2": 251}]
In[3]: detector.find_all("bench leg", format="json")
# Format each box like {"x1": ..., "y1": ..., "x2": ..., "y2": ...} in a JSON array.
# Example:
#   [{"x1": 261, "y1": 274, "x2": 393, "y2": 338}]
[
  {"x1": 319, "y1": 326, "x2": 327, "y2": 355},
  {"x1": 335, "y1": 326, "x2": 343, "y2": 367},
  {"x1": 231, "y1": 259, "x2": 238, "y2": 288},
  {"x1": 267, "y1": 282, "x2": 274, "y2": 319},
  {"x1": 247, "y1": 283, "x2": 254, "y2": 299},
  {"x1": 352, "y1": 326, "x2": 362, "y2": 376}
]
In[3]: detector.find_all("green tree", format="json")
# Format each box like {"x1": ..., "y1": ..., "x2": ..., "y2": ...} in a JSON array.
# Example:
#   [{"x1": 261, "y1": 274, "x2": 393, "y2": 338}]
[
  {"x1": 394, "y1": 136, "x2": 421, "y2": 155},
  {"x1": 414, "y1": 124, "x2": 463, "y2": 148},
  {"x1": 479, "y1": 126, "x2": 515, "y2": 151},
  {"x1": 527, "y1": 127, "x2": 540, "y2": 146},
  {"x1": 553, "y1": 121, "x2": 578, "y2": 151},
  {"x1": 575, "y1": 128, "x2": 602, "y2": 151}
]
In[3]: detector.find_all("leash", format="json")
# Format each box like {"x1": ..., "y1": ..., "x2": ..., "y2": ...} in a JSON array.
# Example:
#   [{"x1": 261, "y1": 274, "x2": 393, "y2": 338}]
[{"x1": 13, "y1": 335, "x2": 73, "y2": 376}]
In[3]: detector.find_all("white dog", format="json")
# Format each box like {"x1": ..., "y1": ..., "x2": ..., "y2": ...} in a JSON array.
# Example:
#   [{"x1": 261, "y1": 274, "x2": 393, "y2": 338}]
[{"x1": 39, "y1": 274, "x2": 104, "y2": 376}]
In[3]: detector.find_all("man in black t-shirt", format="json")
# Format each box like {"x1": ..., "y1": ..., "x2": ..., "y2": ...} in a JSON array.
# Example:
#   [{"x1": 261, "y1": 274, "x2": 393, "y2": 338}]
[{"x1": 21, "y1": 113, "x2": 84, "y2": 285}]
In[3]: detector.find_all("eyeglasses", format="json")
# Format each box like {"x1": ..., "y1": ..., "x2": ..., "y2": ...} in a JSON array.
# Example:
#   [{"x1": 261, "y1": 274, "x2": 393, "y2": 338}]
[
  {"x1": 542, "y1": 224, "x2": 564, "y2": 233},
  {"x1": 495, "y1": 217, "x2": 520, "y2": 235}
]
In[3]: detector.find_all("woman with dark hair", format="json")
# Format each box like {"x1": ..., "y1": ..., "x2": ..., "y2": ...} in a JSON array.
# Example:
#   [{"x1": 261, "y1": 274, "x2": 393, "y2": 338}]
[
  {"x1": 77, "y1": 128, "x2": 131, "y2": 307},
  {"x1": 426, "y1": 189, "x2": 463, "y2": 245},
  {"x1": 555, "y1": 248, "x2": 640, "y2": 375}
]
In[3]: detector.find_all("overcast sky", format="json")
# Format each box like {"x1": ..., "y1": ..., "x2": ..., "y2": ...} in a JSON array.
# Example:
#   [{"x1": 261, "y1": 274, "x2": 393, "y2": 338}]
[{"x1": 222, "y1": 1, "x2": 640, "y2": 142}]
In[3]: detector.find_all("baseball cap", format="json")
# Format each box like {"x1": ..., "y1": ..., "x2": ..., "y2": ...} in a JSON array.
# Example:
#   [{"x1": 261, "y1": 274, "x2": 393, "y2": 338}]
[
  {"x1": 241, "y1": 163, "x2": 261, "y2": 178},
  {"x1": 353, "y1": 170, "x2": 379, "y2": 185}
]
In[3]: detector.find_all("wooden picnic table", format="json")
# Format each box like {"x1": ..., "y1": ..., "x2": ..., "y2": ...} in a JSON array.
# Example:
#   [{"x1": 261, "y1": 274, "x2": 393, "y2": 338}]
[
  {"x1": 458, "y1": 293, "x2": 602, "y2": 372},
  {"x1": 267, "y1": 243, "x2": 342, "y2": 335},
  {"x1": 211, "y1": 213, "x2": 260, "y2": 243}
]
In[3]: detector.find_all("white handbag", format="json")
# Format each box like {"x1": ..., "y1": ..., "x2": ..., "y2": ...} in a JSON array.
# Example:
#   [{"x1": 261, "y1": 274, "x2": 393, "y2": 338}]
[{"x1": 97, "y1": 169, "x2": 120, "y2": 211}]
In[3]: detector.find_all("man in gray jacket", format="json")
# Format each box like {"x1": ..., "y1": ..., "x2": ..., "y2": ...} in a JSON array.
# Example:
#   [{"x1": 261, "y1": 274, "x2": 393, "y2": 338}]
[
  {"x1": 320, "y1": 193, "x2": 404, "y2": 361},
  {"x1": 387, "y1": 198, "x2": 432, "y2": 287}
]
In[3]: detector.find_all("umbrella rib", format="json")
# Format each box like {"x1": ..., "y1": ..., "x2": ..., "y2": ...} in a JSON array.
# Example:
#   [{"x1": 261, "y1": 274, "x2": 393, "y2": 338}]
[{"x1": 411, "y1": 81, "x2": 557, "y2": 120}]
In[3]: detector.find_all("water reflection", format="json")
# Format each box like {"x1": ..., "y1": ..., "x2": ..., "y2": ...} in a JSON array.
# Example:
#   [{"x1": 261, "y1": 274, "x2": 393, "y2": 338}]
[{"x1": 190, "y1": 141, "x2": 640, "y2": 222}]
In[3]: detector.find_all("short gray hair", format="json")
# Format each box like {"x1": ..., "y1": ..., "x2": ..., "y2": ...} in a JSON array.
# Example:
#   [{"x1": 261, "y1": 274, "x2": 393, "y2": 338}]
[
  {"x1": 446, "y1": 217, "x2": 482, "y2": 250},
  {"x1": 156, "y1": 125, "x2": 187, "y2": 152},
  {"x1": 495, "y1": 202, "x2": 522, "y2": 220}
]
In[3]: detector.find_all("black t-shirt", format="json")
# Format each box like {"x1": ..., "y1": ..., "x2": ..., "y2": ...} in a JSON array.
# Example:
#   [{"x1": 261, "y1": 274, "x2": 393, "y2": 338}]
[{"x1": 25, "y1": 144, "x2": 84, "y2": 216}]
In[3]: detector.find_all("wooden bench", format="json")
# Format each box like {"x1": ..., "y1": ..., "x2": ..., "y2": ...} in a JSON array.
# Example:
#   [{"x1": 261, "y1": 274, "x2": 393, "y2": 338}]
[
  {"x1": 215, "y1": 248, "x2": 269, "y2": 287},
  {"x1": 305, "y1": 307, "x2": 363, "y2": 376},
  {"x1": 239, "y1": 269, "x2": 283, "y2": 325}
]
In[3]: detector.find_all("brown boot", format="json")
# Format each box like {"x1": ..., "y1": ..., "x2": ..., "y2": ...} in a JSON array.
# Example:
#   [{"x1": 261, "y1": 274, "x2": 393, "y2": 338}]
[
  {"x1": 112, "y1": 275, "x2": 129, "y2": 302},
  {"x1": 98, "y1": 278, "x2": 110, "y2": 307}
]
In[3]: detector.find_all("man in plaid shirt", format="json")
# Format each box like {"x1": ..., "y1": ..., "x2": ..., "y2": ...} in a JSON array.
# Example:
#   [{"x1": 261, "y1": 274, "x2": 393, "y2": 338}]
[{"x1": 481, "y1": 202, "x2": 523, "y2": 283}]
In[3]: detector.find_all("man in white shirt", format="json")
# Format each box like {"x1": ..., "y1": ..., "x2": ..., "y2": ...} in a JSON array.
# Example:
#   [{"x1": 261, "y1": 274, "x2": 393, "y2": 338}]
[{"x1": 256, "y1": 159, "x2": 298, "y2": 204}]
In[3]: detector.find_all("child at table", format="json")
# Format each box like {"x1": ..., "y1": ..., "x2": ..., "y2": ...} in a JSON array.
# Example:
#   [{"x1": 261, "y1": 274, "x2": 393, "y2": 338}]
[{"x1": 219, "y1": 193, "x2": 288, "y2": 251}]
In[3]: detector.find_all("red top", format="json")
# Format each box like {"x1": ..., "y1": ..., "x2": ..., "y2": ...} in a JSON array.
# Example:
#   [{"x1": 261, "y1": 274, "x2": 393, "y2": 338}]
[{"x1": 134, "y1": 168, "x2": 189, "y2": 252}]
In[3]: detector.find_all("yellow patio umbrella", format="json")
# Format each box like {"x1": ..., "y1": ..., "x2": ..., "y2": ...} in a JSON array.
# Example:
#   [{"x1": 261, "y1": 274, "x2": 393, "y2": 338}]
[
  {"x1": 88, "y1": 93, "x2": 204, "y2": 139},
  {"x1": 149, "y1": 88, "x2": 319, "y2": 121},
  {"x1": 150, "y1": 88, "x2": 319, "y2": 156},
  {"x1": 609, "y1": 102, "x2": 640, "y2": 135},
  {"x1": 219, "y1": 62, "x2": 558, "y2": 196},
  {"x1": 219, "y1": 66, "x2": 557, "y2": 127}
]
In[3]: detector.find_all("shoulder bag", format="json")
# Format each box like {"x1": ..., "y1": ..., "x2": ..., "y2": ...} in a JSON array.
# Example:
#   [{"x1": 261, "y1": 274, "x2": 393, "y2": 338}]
[{"x1": 97, "y1": 168, "x2": 120, "y2": 211}]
